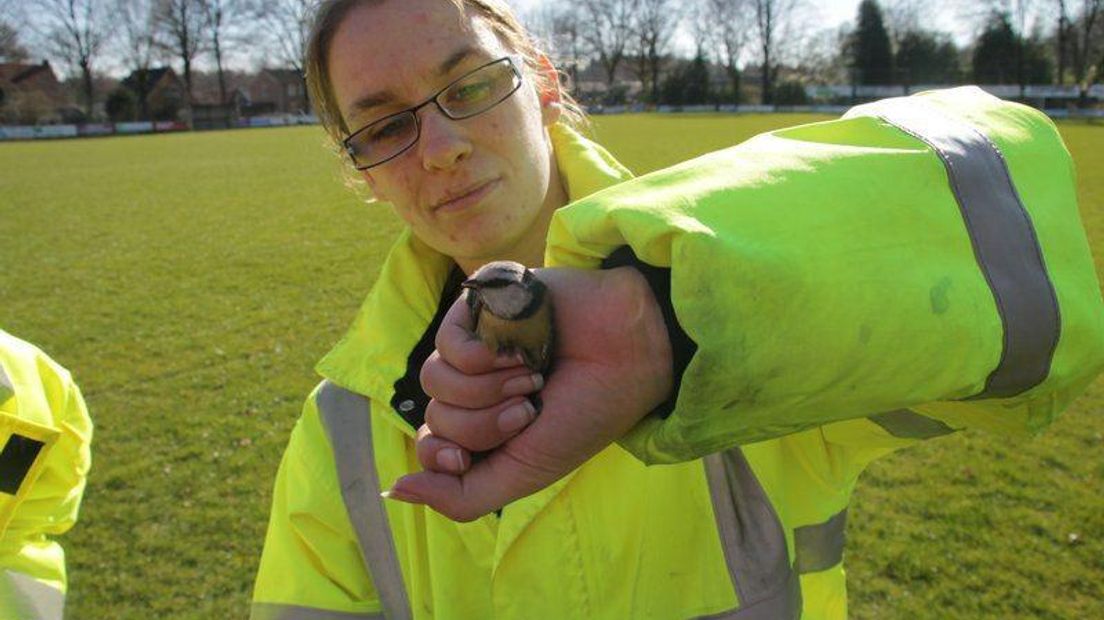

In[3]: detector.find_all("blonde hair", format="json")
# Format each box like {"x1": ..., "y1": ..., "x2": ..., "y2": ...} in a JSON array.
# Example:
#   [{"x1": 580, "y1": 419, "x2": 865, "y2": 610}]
[{"x1": 305, "y1": 0, "x2": 588, "y2": 158}]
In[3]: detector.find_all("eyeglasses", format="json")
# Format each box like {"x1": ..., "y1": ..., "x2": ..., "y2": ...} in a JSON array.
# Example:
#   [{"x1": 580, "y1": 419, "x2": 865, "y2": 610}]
[{"x1": 343, "y1": 56, "x2": 524, "y2": 170}]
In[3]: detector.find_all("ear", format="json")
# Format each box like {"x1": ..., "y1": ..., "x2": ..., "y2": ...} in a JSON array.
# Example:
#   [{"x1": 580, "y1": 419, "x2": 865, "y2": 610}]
[{"x1": 535, "y1": 54, "x2": 563, "y2": 127}]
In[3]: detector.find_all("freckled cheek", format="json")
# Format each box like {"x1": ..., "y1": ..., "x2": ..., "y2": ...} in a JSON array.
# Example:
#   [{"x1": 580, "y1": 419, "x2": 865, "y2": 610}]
[{"x1": 384, "y1": 171, "x2": 421, "y2": 208}]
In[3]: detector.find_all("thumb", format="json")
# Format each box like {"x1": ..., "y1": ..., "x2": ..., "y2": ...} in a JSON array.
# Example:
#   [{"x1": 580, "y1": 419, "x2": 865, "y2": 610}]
[
  {"x1": 384, "y1": 441, "x2": 564, "y2": 522},
  {"x1": 384, "y1": 375, "x2": 625, "y2": 521},
  {"x1": 384, "y1": 470, "x2": 476, "y2": 520}
]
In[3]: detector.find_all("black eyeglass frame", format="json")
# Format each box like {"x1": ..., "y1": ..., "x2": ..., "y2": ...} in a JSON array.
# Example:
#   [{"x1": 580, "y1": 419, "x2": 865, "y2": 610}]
[{"x1": 342, "y1": 55, "x2": 525, "y2": 170}]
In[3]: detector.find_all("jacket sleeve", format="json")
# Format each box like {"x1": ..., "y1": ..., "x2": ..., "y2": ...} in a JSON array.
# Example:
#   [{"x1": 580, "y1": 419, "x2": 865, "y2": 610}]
[
  {"x1": 545, "y1": 87, "x2": 1104, "y2": 465},
  {"x1": 0, "y1": 344, "x2": 92, "y2": 620},
  {"x1": 251, "y1": 385, "x2": 382, "y2": 619}
]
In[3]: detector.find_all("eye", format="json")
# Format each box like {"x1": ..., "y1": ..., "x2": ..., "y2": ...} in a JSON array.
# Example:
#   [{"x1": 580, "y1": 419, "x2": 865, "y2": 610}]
[
  {"x1": 447, "y1": 79, "x2": 493, "y2": 105},
  {"x1": 368, "y1": 116, "x2": 410, "y2": 140}
]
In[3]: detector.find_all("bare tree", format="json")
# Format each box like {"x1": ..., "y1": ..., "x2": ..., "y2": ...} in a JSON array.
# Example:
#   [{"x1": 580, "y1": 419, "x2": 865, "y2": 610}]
[
  {"x1": 1054, "y1": 0, "x2": 1072, "y2": 82},
  {"x1": 796, "y1": 24, "x2": 851, "y2": 86},
  {"x1": 0, "y1": 21, "x2": 29, "y2": 62},
  {"x1": 1066, "y1": 0, "x2": 1102, "y2": 102},
  {"x1": 580, "y1": 0, "x2": 636, "y2": 90},
  {"x1": 703, "y1": 0, "x2": 754, "y2": 104},
  {"x1": 33, "y1": 0, "x2": 109, "y2": 117},
  {"x1": 116, "y1": 0, "x2": 161, "y2": 119},
  {"x1": 881, "y1": 0, "x2": 947, "y2": 43},
  {"x1": 1, "y1": 0, "x2": 29, "y2": 62},
  {"x1": 629, "y1": 0, "x2": 681, "y2": 103},
  {"x1": 520, "y1": 5, "x2": 556, "y2": 53},
  {"x1": 980, "y1": 0, "x2": 1041, "y2": 94},
  {"x1": 522, "y1": 3, "x2": 585, "y2": 91},
  {"x1": 254, "y1": 0, "x2": 312, "y2": 72},
  {"x1": 200, "y1": 0, "x2": 249, "y2": 104},
  {"x1": 750, "y1": 0, "x2": 802, "y2": 104},
  {"x1": 551, "y1": 6, "x2": 585, "y2": 87},
  {"x1": 157, "y1": 0, "x2": 206, "y2": 102},
  {"x1": 253, "y1": 0, "x2": 313, "y2": 110}
]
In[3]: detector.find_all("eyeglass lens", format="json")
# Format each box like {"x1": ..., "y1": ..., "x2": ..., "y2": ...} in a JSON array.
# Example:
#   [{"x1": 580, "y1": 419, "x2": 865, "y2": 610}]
[{"x1": 347, "y1": 58, "x2": 521, "y2": 169}]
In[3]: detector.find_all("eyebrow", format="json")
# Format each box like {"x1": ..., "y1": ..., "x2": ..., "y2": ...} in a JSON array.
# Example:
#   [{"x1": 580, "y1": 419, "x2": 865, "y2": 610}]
[{"x1": 345, "y1": 47, "x2": 478, "y2": 118}]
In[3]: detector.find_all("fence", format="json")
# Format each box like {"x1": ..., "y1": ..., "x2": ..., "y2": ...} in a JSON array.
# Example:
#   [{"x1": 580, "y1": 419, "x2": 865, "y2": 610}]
[
  {"x1": 2, "y1": 93, "x2": 1100, "y2": 141},
  {"x1": 807, "y1": 84, "x2": 1104, "y2": 100},
  {"x1": 591, "y1": 103, "x2": 1104, "y2": 118},
  {"x1": 0, "y1": 114, "x2": 319, "y2": 141}
]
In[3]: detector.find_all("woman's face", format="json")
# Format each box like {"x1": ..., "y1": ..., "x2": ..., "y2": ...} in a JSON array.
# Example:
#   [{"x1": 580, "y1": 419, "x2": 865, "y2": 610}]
[{"x1": 328, "y1": 0, "x2": 563, "y2": 271}]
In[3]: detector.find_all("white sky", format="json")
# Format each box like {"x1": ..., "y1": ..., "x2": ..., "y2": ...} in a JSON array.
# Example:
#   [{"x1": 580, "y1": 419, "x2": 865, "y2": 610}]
[
  {"x1": 505, "y1": 0, "x2": 987, "y2": 49},
  {"x1": 505, "y1": 0, "x2": 863, "y2": 27},
  {"x1": 17, "y1": 0, "x2": 1005, "y2": 79}
]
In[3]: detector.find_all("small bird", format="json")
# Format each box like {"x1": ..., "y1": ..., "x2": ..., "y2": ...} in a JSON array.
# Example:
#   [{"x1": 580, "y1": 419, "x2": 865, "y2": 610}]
[{"x1": 462, "y1": 261, "x2": 554, "y2": 374}]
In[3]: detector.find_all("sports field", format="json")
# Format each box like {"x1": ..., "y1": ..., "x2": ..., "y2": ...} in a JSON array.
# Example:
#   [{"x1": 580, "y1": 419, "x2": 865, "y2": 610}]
[{"x1": 1, "y1": 112, "x2": 1103, "y2": 619}]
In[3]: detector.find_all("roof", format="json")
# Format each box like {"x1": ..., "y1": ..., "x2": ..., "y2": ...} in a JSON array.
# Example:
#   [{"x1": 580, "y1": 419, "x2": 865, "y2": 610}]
[
  {"x1": 0, "y1": 62, "x2": 55, "y2": 84},
  {"x1": 190, "y1": 70, "x2": 253, "y2": 105},
  {"x1": 120, "y1": 67, "x2": 179, "y2": 92},
  {"x1": 259, "y1": 68, "x2": 304, "y2": 85}
]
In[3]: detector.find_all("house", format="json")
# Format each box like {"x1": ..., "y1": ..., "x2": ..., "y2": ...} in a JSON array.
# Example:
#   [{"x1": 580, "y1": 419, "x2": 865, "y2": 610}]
[
  {"x1": 190, "y1": 70, "x2": 252, "y2": 129},
  {"x1": 572, "y1": 60, "x2": 642, "y2": 105},
  {"x1": 248, "y1": 68, "x2": 310, "y2": 115},
  {"x1": 0, "y1": 61, "x2": 71, "y2": 124},
  {"x1": 120, "y1": 67, "x2": 187, "y2": 121},
  {"x1": 192, "y1": 89, "x2": 250, "y2": 130}
]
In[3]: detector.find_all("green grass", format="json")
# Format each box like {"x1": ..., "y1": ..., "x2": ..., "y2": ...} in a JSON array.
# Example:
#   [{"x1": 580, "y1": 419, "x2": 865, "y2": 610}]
[{"x1": 1, "y1": 113, "x2": 1102, "y2": 619}]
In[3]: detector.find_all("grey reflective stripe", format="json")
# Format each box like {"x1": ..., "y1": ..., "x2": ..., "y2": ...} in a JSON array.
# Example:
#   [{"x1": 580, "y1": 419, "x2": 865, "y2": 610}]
[
  {"x1": 250, "y1": 602, "x2": 385, "y2": 620},
  {"x1": 316, "y1": 382, "x2": 412, "y2": 620},
  {"x1": 0, "y1": 364, "x2": 11, "y2": 390},
  {"x1": 696, "y1": 567, "x2": 801, "y2": 620},
  {"x1": 868, "y1": 409, "x2": 957, "y2": 439},
  {"x1": 871, "y1": 96, "x2": 1061, "y2": 398},
  {"x1": 703, "y1": 450, "x2": 802, "y2": 620},
  {"x1": 0, "y1": 570, "x2": 64, "y2": 620},
  {"x1": 793, "y1": 509, "x2": 848, "y2": 574}
]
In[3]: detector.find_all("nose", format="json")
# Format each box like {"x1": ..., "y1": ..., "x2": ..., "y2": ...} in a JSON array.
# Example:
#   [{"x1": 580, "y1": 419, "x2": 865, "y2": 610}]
[{"x1": 417, "y1": 106, "x2": 472, "y2": 171}]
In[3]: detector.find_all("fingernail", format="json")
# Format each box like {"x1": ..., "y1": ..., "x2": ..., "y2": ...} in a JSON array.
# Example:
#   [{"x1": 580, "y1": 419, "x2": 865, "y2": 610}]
[
  {"x1": 436, "y1": 448, "x2": 465, "y2": 473},
  {"x1": 502, "y1": 373, "x2": 543, "y2": 396},
  {"x1": 381, "y1": 487, "x2": 422, "y2": 503},
  {"x1": 498, "y1": 400, "x2": 536, "y2": 433},
  {"x1": 493, "y1": 353, "x2": 520, "y2": 369}
]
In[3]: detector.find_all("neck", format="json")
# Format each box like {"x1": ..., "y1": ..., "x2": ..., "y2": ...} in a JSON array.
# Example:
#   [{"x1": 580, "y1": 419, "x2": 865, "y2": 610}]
[{"x1": 457, "y1": 152, "x2": 569, "y2": 275}]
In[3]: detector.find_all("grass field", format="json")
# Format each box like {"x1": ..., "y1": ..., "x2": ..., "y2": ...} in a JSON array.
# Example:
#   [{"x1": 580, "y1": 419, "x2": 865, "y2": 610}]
[{"x1": 1, "y1": 112, "x2": 1102, "y2": 619}]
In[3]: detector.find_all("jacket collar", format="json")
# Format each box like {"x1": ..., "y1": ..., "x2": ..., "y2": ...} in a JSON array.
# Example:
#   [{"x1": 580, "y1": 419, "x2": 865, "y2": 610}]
[{"x1": 315, "y1": 124, "x2": 633, "y2": 437}]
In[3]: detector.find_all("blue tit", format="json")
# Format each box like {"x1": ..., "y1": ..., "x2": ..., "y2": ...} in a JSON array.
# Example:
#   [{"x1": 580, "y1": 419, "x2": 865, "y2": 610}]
[{"x1": 462, "y1": 261, "x2": 554, "y2": 374}]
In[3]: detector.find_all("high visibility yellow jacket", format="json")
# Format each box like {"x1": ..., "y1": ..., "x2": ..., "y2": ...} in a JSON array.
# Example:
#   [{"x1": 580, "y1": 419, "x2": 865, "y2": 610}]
[
  {"x1": 0, "y1": 329, "x2": 93, "y2": 620},
  {"x1": 251, "y1": 87, "x2": 1104, "y2": 619}
]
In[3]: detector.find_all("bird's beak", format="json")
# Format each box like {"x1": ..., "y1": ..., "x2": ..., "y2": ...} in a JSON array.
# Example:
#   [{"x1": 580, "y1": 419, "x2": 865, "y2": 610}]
[{"x1": 461, "y1": 279, "x2": 477, "y2": 289}]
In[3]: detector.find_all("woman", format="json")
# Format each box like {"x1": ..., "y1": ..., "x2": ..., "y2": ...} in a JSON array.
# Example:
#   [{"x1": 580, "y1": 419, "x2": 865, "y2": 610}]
[{"x1": 252, "y1": 0, "x2": 1101, "y2": 618}]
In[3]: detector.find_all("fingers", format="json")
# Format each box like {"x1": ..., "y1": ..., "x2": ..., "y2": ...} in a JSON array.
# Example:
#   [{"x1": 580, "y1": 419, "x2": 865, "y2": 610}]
[
  {"x1": 434, "y1": 291, "x2": 521, "y2": 374},
  {"x1": 386, "y1": 380, "x2": 610, "y2": 522},
  {"x1": 414, "y1": 424, "x2": 471, "y2": 474},
  {"x1": 423, "y1": 396, "x2": 536, "y2": 452},
  {"x1": 421, "y1": 350, "x2": 543, "y2": 409},
  {"x1": 388, "y1": 442, "x2": 562, "y2": 523}
]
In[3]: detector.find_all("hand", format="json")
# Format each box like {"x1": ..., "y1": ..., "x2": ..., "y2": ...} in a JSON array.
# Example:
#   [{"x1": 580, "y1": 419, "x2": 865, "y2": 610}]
[{"x1": 387, "y1": 266, "x2": 674, "y2": 521}]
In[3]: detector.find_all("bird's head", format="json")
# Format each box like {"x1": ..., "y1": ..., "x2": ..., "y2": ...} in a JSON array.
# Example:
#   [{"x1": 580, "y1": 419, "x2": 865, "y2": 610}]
[{"x1": 463, "y1": 261, "x2": 539, "y2": 320}]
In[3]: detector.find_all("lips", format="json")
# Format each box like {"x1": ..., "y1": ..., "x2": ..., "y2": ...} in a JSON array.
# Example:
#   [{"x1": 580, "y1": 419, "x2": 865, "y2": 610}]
[{"x1": 431, "y1": 178, "x2": 500, "y2": 213}]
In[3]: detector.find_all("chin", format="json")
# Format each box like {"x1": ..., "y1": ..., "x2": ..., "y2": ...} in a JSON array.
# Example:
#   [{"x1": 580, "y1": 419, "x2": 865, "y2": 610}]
[{"x1": 449, "y1": 234, "x2": 519, "y2": 263}]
